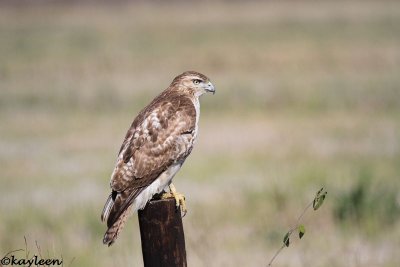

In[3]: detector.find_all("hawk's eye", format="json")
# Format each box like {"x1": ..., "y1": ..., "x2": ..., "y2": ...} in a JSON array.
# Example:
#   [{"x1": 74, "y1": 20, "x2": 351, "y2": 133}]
[{"x1": 193, "y1": 79, "x2": 202, "y2": 85}]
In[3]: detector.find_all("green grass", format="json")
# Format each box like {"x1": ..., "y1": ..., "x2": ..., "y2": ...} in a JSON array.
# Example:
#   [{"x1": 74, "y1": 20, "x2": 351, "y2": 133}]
[{"x1": 1, "y1": 1, "x2": 400, "y2": 266}]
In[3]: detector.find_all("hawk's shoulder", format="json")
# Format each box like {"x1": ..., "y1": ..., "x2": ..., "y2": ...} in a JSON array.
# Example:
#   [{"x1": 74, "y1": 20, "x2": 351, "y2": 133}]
[{"x1": 119, "y1": 90, "x2": 196, "y2": 154}]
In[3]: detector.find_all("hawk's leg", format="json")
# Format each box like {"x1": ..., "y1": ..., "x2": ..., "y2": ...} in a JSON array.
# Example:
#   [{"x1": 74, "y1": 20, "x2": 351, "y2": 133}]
[{"x1": 161, "y1": 183, "x2": 187, "y2": 217}]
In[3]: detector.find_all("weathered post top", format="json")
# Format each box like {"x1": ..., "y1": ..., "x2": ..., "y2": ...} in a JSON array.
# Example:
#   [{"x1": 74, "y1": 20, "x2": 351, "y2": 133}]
[{"x1": 138, "y1": 197, "x2": 187, "y2": 267}]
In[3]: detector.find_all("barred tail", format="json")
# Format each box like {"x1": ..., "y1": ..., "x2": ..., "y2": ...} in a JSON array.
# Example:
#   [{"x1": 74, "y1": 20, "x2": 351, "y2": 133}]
[
  {"x1": 103, "y1": 207, "x2": 131, "y2": 246},
  {"x1": 101, "y1": 187, "x2": 145, "y2": 246}
]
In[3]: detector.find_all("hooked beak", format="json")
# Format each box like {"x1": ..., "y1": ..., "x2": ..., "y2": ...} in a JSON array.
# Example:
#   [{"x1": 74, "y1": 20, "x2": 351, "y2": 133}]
[{"x1": 205, "y1": 82, "x2": 216, "y2": 95}]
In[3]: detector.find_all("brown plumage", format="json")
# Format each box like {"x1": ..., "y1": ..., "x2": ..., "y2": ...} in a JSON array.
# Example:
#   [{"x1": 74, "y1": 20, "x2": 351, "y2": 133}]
[{"x1": 101, "y1": 71, "x2": 215, "y2": 246}]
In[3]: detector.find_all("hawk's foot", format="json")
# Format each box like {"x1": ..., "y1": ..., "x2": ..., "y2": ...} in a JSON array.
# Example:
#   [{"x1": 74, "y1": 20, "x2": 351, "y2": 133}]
[{"x1": 161, "y1": 183, "x2": 187, "y2": 217}]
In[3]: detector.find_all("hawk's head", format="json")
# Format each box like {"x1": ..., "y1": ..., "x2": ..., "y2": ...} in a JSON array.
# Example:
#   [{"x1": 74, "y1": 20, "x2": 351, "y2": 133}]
[{"x1": 171, "y1": 71, "x2": 215, "y2": 97}]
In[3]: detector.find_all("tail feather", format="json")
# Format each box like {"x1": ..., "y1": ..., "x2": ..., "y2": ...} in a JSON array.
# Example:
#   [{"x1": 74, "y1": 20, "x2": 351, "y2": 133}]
[
  {"x1": 101, "y1": 194, "x2": 113, "y2": 222},
  {"x1": 101, "y1": 188, "x2": 139, "y2": 246},
  {"x1": 103, "y1": 207, "x2": 131, "y2": 246}
]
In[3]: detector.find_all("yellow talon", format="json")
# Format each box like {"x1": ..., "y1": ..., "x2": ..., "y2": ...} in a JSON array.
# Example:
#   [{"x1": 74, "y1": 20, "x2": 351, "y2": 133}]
[{"x1": 161, "y1": 183, "x2": 187, "y2": 217}]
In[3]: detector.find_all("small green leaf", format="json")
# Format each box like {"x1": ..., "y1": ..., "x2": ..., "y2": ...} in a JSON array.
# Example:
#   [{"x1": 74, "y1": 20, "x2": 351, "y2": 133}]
[
  {"x1": 283, "y1": 232, "x2": 290, "y2": 247},
  {"x1": 298, "y1": 225, "x2": 306, "y2": 239},
  {"x1": 313, "y1": 188, "x2": 327, "y2": 210}
]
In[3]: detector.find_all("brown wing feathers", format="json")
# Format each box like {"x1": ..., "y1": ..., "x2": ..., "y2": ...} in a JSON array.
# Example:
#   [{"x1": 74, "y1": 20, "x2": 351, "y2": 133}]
[{"x1": 101, "y1": 91, "x2": 196, "y2": 245}]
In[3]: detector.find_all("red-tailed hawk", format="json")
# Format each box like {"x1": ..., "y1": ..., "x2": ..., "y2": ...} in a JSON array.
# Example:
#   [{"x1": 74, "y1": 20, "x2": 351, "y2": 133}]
[{"x1": 101, "y1": 71, "x2": 215, "y2": 246}]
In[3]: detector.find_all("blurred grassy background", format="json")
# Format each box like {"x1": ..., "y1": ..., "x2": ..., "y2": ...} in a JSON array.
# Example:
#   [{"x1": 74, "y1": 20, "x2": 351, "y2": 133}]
[{"x1": 1, "y1": 1, "x2": 400, "y2": 266}]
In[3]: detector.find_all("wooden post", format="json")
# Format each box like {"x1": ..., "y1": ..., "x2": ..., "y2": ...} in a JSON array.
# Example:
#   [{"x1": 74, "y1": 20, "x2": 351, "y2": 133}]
[{"x1": 138, "y1": 197, "x2": 187, "y2": 267}]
